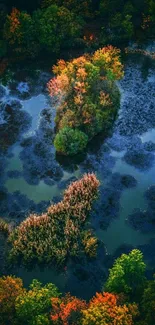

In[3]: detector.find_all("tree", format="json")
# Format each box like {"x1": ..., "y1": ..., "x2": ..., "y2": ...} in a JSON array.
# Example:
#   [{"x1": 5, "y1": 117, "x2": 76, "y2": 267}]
[
  {"x1": 108, "y1": 13, "x2": 134, "y2": 43},
  {"x1": 3, "y1": 8, "x2": 38, "y2": 57},
  {"x1": 15, "y1": 279, "x2": 60, "y2": 325},
  {"x1": 54, "y1": 127, "x2": 88, "y2": 155},
  {"x1": 105, "y1": 249, "x2": 146, "y2": 300},
  {"x1": 99, "y1": 0, "x2": 151, "y2": 42},
  {"x1": 33, "y1": 4, "x2": 82, "y2": 52},
  {"x1": 81, "y1": 292, "x2": 139, "y2": 325},
  {"x1": 41, "y1": 0, "x2": 93, "y2": 18},
  {"x1": 51, "y1": 293, "x2": 86, "y2": 324},
  {"x1": 0, "y1": 276, "x2": 25, "y2": 324},
  {"x1": 140, "y1": 275, "x2": 155, "y2": 325}
]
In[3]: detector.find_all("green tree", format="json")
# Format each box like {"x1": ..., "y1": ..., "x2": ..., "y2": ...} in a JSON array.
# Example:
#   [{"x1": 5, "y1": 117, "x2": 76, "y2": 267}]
[
  {"x1": 15, "y1": 279, "x2": 60, "y2": 325},
  {"x1": 148, "y1": 0, "x2": 155, "y2": 22},
  {"x1": 54, "y1": 127, "x2": 88, "y2": 155},
  {"x1": 109, "y1": 13, "x2": 134, "y2": 43},
  {"x1": 33, "y1": 4, "x2": 82, "y2": 52},
  {"x1": 3, "y1": 8, "x2": 38, "y2": 57},
  {"x1": 140, "y1": 275, "x2": 155, "y2": 325},
  {"x1": 41, "y1": 0, "x2": 92, "y2": 18},
  {"x1": 105, "y1": 249, "x2": 146, "y2": 300}
]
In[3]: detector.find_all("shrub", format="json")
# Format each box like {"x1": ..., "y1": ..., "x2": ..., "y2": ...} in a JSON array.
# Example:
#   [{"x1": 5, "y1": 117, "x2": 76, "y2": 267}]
[
  {"x1": 54, "y1": 127, "x2": 88, "y2": 155},
  {"x1": 9, "y1": 174, "x2": 99, "y2": 267}
]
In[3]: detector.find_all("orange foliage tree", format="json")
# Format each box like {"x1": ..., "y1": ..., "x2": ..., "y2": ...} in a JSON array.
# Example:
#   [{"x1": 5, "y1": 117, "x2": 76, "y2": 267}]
[
  {"x1": 81, "y1": 292, "x2": 139, "y2": 325},
  {"x1": 51, "y1": 293, "x2": 87, "y2": 325},
  {"x1": 0, "y1": 276, "x2": 25, "y2": 324}
]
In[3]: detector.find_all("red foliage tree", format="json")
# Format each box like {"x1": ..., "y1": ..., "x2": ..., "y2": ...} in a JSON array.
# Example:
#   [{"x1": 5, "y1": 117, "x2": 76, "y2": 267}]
[{"x1": 51, "y1": 293, "x2": 87, "y2": 325}]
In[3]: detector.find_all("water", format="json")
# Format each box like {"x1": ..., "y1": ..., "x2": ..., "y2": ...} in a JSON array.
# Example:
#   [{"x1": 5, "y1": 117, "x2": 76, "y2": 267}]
[{"x1": 0, "y1": 53, "x2": 155, "y2": 298}]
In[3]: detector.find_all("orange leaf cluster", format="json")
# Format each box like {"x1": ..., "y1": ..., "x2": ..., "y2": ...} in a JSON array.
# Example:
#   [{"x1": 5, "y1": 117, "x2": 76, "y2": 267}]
[
  {"x1": 81, "y1": 292, "x2": 139, "y2": 325},
  {"x1": 93, "y1": 45, "x2": 124, "y2": 80},
  {"x1": 0, "y1": 276, "x2": 25, "y2": 324},
  {"x1": 51, "y1": 294, "x2": 87, "y2": 325},
  {"x1": 8, "y1": 8, "x2": 20, "y2": 34}
]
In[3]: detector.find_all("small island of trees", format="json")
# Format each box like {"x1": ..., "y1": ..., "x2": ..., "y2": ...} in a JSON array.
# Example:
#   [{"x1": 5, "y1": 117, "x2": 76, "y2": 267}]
[{"x1": 48, "y1": 46, "x2": 123, "y2": 155}]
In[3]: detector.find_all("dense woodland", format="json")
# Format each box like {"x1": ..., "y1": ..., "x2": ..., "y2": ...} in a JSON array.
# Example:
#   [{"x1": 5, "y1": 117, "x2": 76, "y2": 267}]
[
  {"x1": 0, "y1": 0, "x2": 155, "y2": 63},
  {"x1": 0, "y1": 0, "x2": 155, "y2": 324},
  {"x1": 1, "y1": 249, "x2": 155, "y2": 325}
]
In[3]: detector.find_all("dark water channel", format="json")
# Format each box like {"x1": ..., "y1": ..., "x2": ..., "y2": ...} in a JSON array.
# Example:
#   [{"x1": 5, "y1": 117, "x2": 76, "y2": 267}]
[{"x1": 0, "y1": 52, "x2": 155, "y2": 299}]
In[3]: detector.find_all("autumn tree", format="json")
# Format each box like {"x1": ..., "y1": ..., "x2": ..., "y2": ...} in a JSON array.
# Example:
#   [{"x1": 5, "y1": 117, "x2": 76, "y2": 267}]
[
  {"x1": 81, "y1": 292, "x2": 139, "y2": 325},
  {"x1": 51, "y1": 293, "x2": 87, "y2": 325},
  {"x1": 15, "y1": 279, "x2": 60, "y2": 325},
  {"x1": 0, "y1": 275, "x2": 25, "y2": 325}
]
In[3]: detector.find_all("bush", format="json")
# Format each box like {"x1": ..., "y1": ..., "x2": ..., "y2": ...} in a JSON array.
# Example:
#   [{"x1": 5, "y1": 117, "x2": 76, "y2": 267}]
[{"x1": 54, "y1": 127, "x2": 88, "y2": 155}]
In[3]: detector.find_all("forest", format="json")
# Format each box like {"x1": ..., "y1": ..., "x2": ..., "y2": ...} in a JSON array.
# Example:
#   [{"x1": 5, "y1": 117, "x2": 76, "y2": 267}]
[
  {"x1": 0, "y1": 0, "x2": 155, "y2": 324},
  {"x1": 0, "y1": 0, "x2": 155, "y2": 62}
]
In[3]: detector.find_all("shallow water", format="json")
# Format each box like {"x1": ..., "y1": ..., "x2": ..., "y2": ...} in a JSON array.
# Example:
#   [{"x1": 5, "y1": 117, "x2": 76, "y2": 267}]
[{"x1": 0, "y1": 53, "x2": 155, "y2": 298}]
